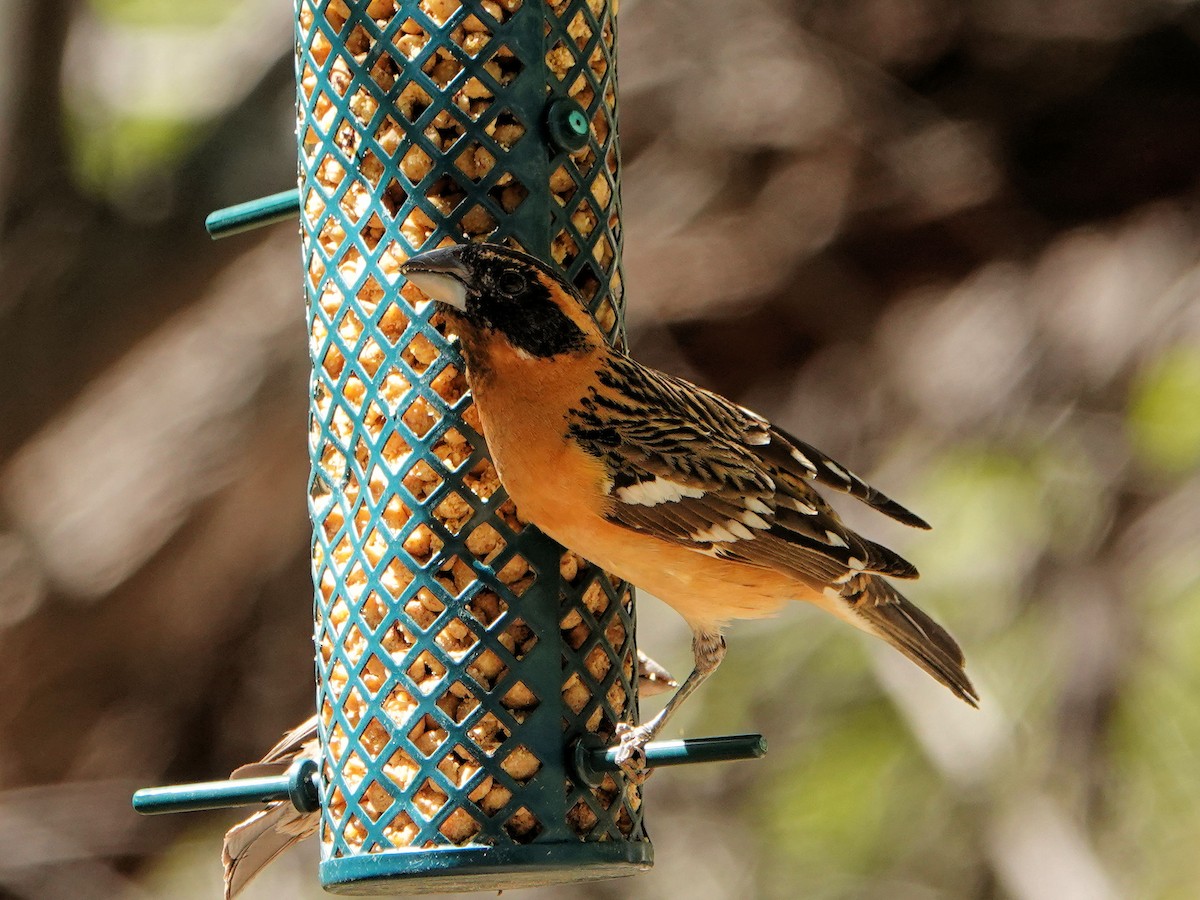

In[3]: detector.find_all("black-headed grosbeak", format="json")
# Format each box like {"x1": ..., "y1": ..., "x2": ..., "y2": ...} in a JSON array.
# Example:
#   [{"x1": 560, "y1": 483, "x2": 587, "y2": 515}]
[{"x1": 400, "y1": 242, "x2": 977, "y2": 763}]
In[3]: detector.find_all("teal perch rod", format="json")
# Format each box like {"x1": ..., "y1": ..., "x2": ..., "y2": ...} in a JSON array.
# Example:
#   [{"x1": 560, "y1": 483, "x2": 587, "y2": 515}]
[
  {"x1": 132, "y1": 735, "x2": 765, "y2": 814},
  {"x1": 133, "y1": 759, "x2": 319, "y2": 815},
  {"x1": 574, "y1": 734, "x2": 767, "y2": 787},
  {"x1": 205, "y1": 189, "x2": 301, "y2": 239}
]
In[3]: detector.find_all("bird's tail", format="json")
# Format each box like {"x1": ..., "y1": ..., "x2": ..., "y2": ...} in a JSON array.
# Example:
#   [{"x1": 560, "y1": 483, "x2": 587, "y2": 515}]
[
  {"x1": 223, "y1": 802, "x2": 317, "y2": 899},
  {"x1": 841, "y1": 573, "x2": 978, "y2": 706},
  {"x1": 223, "y1": 716, "x2": 321, "y2": 899}
]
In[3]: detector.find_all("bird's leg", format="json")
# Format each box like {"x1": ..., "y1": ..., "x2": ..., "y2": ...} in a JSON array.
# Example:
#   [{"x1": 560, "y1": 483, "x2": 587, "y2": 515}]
[{"x1": 613, "y1": 630, "x2": 726, "y2": 782}]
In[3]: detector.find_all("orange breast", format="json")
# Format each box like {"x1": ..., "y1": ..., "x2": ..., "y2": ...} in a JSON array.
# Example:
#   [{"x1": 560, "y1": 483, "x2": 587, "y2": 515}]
[
  {"x1": 467, "y1": 345, "x2": 806, "y2": 631},
  {"x1": 467, "y1": 343, "x2": 609, "y2": 524}
]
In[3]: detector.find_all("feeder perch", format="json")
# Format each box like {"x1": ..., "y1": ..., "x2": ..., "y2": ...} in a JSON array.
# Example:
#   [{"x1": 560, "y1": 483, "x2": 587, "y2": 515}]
[
  {"x1": 205, "y1": 189, "x2": 301, "y2": 238},
  {"x1": 133, "y1": 734, "x2": 765, "y2": 814},
  {"x1": 134, "y1": 760, "x2": 322, "y2": 816},
  {"x1": 136, "y1": 0, "x2": 765, "y2": 894}
]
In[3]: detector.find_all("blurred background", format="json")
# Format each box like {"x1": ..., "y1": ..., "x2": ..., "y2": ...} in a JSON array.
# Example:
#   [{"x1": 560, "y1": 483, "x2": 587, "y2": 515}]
[{"x1": 2, "y1": 0, "x2": 1200, "y2": 897}]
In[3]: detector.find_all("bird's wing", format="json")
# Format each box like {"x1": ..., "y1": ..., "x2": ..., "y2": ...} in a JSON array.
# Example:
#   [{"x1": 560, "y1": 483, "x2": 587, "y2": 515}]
[
  {"x1": 760, "y1": 421, "x2": 930, "y2": 530},
  {"x1": 230, "y1": 716, "x2": 319, "y2": 779},
  {"x1": 569, "y1": 356, "x2": 923, "y2": 583}
]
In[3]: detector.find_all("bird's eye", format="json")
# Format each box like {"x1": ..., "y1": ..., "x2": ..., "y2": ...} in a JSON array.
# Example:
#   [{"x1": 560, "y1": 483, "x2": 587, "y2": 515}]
[{"x1": 497, "y1": 271, "x2": 525, "y2": 295}]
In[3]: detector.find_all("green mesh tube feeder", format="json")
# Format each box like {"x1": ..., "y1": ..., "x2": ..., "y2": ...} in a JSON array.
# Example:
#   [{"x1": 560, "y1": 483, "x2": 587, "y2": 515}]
[
  {"x1": 299, "y1": 0, "x2": 646, "y2": 889},
  {"x1": 134, "y1": 0, "x2": 766, "y2": 893}
]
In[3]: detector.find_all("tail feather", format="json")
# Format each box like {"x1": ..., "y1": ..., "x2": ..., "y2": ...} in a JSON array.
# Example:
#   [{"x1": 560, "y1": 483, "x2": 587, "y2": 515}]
[
  {"x1": 636, "y1": 649, "x2": 679, "y2": 697},
  {"x1": 223, "y1": 803, "x2": 318, "y2": 899},
  {"x1": 223, "y1": 717, "x2": 321, "y2": 899},
  {"x1": 846, "y1": 575, "x2": 978, "y2": 706}
]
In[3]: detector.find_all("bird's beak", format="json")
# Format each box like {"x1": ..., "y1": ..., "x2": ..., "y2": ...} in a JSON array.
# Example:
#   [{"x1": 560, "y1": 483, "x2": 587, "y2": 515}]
[{"x1": 400, "y1": 246, "x2": 471, "y2": 312}]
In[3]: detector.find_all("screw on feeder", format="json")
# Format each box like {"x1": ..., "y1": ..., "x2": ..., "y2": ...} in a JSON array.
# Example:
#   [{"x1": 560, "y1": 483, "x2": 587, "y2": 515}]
[{"x1": 546, "y1": 98, "x2": 592, "y2": 153}]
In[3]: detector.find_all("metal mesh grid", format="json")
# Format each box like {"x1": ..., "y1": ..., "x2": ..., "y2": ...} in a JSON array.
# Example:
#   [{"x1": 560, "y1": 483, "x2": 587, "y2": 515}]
[{"x1": 297, "y1": 0, "x2": 649, "y2": 887}]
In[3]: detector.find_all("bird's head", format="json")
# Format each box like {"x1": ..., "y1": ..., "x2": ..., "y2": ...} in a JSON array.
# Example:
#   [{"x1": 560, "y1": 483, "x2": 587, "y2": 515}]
[{"x1": 399, "y1": 243, "x2": 602, "y2": 358}]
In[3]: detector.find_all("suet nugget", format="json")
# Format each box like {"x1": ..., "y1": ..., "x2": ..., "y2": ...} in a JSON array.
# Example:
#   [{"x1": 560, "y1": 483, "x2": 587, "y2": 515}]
[{"x1": 401, "y1": 242, "x2": 977, "y2": 768}]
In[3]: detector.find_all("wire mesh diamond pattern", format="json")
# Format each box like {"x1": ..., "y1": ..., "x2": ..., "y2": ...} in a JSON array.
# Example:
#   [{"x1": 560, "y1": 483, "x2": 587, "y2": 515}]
[{"x1": 298, "y1": 0, "x2": 648, "y2": 889}]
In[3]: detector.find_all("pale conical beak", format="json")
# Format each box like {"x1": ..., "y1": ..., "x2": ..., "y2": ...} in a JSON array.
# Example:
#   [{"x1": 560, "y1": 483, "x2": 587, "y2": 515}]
[{"x1": 399, "y1": 246, "x2": 471, "y2": 312}]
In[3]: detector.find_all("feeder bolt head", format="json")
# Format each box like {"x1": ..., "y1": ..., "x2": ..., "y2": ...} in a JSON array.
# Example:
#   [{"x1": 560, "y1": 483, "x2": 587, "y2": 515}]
[
  {"x1": 401, "y1": 245, "x2": 472, "y2": 312},
  {"x1": 546, "y1": 98, "x2": 591, "y2": 153}
]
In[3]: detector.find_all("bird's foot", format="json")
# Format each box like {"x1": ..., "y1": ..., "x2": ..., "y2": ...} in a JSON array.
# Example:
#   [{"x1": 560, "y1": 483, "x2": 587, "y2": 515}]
[{"x1": 612, "y1": 722, "x2": 656, "y2": 784}]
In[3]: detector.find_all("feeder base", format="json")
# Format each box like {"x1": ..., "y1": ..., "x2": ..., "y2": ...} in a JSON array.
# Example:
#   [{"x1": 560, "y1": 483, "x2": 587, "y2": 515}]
[{"x1": 320, "y1": 841, "x2": 653, "y2": 895}]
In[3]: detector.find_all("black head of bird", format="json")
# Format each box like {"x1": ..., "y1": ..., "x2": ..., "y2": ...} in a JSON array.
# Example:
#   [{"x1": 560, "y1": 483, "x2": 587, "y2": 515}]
[{"x1": 399, "y1": 243, "x2": 600, "y2": 358}]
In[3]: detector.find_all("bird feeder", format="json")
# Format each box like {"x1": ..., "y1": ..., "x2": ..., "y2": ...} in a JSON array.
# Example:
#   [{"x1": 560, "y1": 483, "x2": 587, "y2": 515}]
[
  {"x1": 134, "y1": 0, "x2": 764, "y2": 894},
  {"x1": 300, "y1": 0, "x2": 649, "y2": 889}
]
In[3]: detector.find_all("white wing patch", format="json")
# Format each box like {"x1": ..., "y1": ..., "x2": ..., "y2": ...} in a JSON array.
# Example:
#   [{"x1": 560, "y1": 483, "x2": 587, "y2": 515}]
[
  {"x1": 745, "y1": 497, "x2": 772, "y2": 516},
  {"x1": 824, "y1": 460, "x2": 851, "y2": 481},
  {"x1": 737, "y1": 405, "x2": 771, "y2": 445},
  {"x1": 824, "y1": 530, "x2": 849, "y2": 548},
  {"x1": 614, "y1": 476, "x2": 707, "y2": 507},
  {"x1": 790, "y1": 448, "x2": 816, "y2": 470},
  {"x1": 780, "y1": 496, "x2": 819, "y2": 516},
  {"x1": 739, "y1": 511, "x2": 771, "y2": 530},
  {"x1": 691, "y1": 521, "x2": 755, "y2": 543}
]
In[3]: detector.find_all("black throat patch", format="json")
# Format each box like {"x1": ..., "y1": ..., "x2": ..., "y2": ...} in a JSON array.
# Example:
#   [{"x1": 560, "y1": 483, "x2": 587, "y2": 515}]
[{"x1": 467, "y1": 276, "x2": 589, "y2": 358}]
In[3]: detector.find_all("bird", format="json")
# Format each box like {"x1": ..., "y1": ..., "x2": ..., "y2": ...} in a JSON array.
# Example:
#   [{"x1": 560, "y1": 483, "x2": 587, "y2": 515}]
[
  {"x1": 399, "y1": 242, "x2": 978, "y2": 768},
  {"x1": 222, "y1": 652, "x2": 677, "y2": 898}
]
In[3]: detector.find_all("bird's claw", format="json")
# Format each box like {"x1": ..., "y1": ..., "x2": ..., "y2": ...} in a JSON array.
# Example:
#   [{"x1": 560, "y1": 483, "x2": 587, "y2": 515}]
[{"x1": 612, "y1": 722, "x2": 654, "y2": 784}]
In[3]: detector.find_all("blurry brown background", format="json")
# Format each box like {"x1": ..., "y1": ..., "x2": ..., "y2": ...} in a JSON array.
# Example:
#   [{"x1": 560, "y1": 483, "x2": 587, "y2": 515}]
[{"x1": 3, "y1": 0, "x2": 1200, "y2": 897}]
